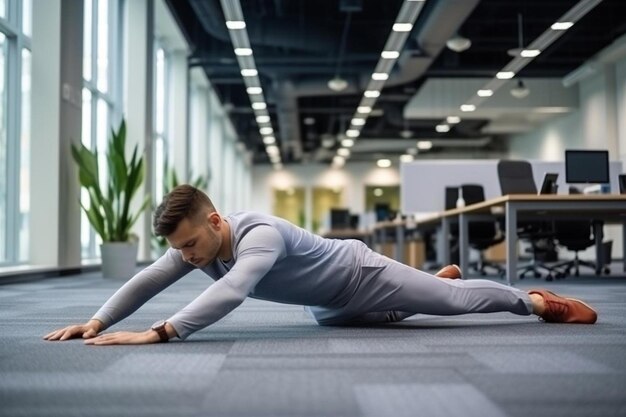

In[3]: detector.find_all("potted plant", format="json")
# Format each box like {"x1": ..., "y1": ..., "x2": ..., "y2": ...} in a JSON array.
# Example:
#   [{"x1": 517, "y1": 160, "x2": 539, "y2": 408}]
[
  {"x1": 152, "y1": 167, "x2": 208, "y2": 256},
  {"x1": 71, "y1": 119, "x2": 150, "y2": 279}
]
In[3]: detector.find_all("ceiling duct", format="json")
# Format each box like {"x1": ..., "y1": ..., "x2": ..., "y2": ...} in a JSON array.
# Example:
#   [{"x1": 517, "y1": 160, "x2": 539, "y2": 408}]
[{"x1": 276, "y1": 0, "x2": 480, "y2": 161}]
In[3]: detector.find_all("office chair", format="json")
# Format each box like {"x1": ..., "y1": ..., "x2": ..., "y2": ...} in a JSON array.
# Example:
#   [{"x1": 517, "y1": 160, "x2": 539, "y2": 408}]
[
  {"x1": 552, "y1": 220, "x2": 598, "y2": 278},
  {"x1": 497, "y1": 160, "x2": 558, "y2": 280},
  {"x1": 460, "y1": 184, "x2": 505, "y2": 276}
]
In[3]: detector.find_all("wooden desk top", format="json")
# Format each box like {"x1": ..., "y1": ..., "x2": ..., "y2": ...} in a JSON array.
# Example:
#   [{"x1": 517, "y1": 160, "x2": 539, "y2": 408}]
[{"x1": 372, "y1": 194, "x2": 626, "y2": 229}]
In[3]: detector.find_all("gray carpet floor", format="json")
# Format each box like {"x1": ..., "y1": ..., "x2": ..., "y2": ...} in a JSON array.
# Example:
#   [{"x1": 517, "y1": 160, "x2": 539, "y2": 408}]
[{"x1": 1, "y1": 268, "x2": 625, "y2": 417}]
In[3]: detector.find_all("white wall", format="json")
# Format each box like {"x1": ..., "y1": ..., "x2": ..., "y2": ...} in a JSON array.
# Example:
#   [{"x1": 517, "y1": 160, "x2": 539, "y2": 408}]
[
  {"x1": 250, "y1": 162, "x2": 400, "y2": 229},
  {"x1": 508, "y1": 46, "x2": 626, "y2": 260}
]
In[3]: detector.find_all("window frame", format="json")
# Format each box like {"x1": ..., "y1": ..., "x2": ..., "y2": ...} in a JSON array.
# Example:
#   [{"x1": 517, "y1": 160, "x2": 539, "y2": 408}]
[
  {"x1": 81, "y1": 0, "x2": 123, "y2": 259},
  {"x1": 0, "y1": 0, "x2": 31, "y2": 265}
]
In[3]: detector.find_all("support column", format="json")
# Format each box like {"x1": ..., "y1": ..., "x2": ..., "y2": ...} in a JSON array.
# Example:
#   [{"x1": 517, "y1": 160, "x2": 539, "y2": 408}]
[
  {"x1": 30, "y1": 0, "x2": 83, "y2": 269},
  {"x1": 123, "y1": 0, "x2": 154, "y2": 261}
]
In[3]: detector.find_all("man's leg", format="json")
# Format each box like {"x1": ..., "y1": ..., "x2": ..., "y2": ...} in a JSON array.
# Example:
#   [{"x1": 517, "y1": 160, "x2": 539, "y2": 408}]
[{"x1": 347, "y1": 254, "x2": 596, "y2": 324}]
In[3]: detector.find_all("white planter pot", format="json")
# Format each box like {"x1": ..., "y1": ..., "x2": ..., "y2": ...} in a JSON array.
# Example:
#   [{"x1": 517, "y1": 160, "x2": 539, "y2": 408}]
[{"x1": 100, "y1": 241, "x2": 139, "y2": 279}]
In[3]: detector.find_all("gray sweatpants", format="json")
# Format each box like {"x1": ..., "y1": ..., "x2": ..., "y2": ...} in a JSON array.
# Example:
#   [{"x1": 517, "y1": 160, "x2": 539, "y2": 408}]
[{"x1": 307, "y1": 249, "x2": 533, "y2": 326}]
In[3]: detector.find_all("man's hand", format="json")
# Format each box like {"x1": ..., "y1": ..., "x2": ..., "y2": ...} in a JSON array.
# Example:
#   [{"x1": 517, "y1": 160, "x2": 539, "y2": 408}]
[
  {"x1": 84, "y1": 329, "x2": 160, "y2": 346},
  {"x1": 44, "y1": 319, "x2": 103, "y2": 341}
]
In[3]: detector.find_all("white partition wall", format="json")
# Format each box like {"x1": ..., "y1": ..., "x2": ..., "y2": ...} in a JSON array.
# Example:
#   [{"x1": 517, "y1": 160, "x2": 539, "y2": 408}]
[{"x1": 400, "y1": 159, "x2": 624, "y2": 214}]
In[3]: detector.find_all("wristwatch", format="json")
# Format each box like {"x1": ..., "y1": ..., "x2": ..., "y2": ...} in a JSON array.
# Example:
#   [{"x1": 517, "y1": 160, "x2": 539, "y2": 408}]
[{"x1": 151, "y1": 320, "x2": 169, "y2": 343}]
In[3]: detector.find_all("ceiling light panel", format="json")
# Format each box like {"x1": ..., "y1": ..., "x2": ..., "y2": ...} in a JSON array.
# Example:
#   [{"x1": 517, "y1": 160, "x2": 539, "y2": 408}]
[
  {"x1": 225, "y1": 21, "x2": 246, "y2": 30},
  {"x1": 450, "y1": 0, "x2": 601, "y2": 120},
  {"x1": 392, "y1": 23, "x2": 413, "y2": 32},
  {"x1": 337, "y1": 0, "x2": 426, "y2": 167},
  {"x1": 381, "y1": 51, "x2": 400, "y2": 59}
]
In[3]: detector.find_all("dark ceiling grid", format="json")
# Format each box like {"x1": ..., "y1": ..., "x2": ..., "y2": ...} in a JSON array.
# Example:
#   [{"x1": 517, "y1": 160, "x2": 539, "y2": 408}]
[{"x1": 166, "y1": 0, "x2": 626, "y2": 166}]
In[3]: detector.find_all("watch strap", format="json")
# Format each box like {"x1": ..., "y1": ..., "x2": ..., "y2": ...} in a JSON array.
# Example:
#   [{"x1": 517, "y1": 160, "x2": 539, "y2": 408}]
[{"x1": 151, "y1": 320, "x2": 169, "y2": 343}]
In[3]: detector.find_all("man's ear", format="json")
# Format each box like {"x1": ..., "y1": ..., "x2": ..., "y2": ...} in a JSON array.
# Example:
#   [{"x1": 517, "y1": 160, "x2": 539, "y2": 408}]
[{"x1": 207, "y1": 211, "x2": 221, "y2": 228}]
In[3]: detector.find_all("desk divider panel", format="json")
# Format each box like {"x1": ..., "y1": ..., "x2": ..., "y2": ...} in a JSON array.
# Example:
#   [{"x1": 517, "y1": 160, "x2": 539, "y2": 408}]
[{"x1": 401, "y1": 159, "x2": 623, "y2": 214}]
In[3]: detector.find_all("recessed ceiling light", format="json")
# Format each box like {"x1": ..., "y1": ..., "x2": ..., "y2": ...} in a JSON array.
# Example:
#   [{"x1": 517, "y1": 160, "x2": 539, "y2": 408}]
[
  {"x1": 256, "y1": 115, "x2": 270, "y2": 123},
  {"x1": 381, "y1": 51, "x2": 400, "y2": 59},
  {"x1": 446, "y1": 116, "x2": 461, "y2": 124},
  {"x1": 260, "y1": 127, "x2": 274, "y2": 135},
  {"x1": 496, "y1": 71, "x2": 515, "y2": 79},
  {"x1": 351, "y1": 118, "x2": 366, "y2": 126},
  {"x1": 460, "y1": 104, "x2": 476, "y2": 112},
  {"x1": 357, "y1": 106, "x2": 372, "y2": 114},
  {"x1": 377, "y1": 159, "x2": 392, "y2": 168},
  {"x1": 346, "y1": 129, "x2": 360, "y2": 138},
  {"x1": 520, "y1": 49, "x2": 541, "y2": 58},
  {"x1": 266, "y1": 145, "x2": 279, "y2": 155},
  {"x1": 304, "y1": 117, "x2": 315, "y2": 125},
  {"x1": 341, "y1": 138, "x2": 354, "y2": 147},
  {"x1": 234, "y1": 48, "x2": 253, "y2": 56},
  {"x1": 372, "y1": 73, "x2": 389, "y2": 81},
  {"x1": 364, "y1": 90, "x2": 380, "y2": 98},
  {"x1": 226, "y1": 21, "x2": 246, "y2": 30},
  {"x1": 263, "y1": 136, "x2": 276, "y2": 145},
  {"x1": 337, "y1": 148, "x2": 350, "y2": 157},
  {"x1": 247, "y1": 87, "x2": 262, "y2": 95},
  {"x1": 551, "y1": 21, "x2": 574, "y2": 30},
  {"x1": 435, "y1": 124, "x2": 450, "y2": 133},
  {"x1": 332, "y1": 155, "x2": 346, "y2": 167},
  {"x1": 241, "y1": 69, "x2": 258, "y2": 77},
  {"x1": 251, "y1": 102, "x2": 267, "y2": 110},
  {"x1": 392, "y1": 23, "x2": 413, "y2": 32},
  {"x1": 400, "y1": 154, "x2": 414, "y2": 163},
  {"x1": 477, "y1": 89, "x2": 493, "y2": 97},
  {"x1": 417, "y1": 141, "x2": 432, "y2": 150}
]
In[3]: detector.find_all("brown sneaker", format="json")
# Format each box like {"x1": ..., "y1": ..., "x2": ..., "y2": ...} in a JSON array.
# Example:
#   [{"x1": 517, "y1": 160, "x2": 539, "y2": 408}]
[
  {"x1": 435, "y1": 264, "x2": 462, "y2": 279},
  {"x1": 529, "y1": 289, "x2": 597, "y2": 324}
]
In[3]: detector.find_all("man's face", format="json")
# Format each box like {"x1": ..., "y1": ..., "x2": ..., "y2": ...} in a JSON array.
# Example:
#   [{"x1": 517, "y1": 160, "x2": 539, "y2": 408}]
[{"x1": 166, "y1": 213, "x2": 222, "y2": 268}]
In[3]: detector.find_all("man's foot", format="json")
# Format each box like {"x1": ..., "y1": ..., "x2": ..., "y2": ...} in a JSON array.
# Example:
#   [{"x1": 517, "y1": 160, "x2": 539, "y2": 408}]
[
  {"x1": 435, "y1": 264, "x2": 462, "y2": 279},
  {"x1": 529, "y1": 289, "x2": 597, "y2": 324}
]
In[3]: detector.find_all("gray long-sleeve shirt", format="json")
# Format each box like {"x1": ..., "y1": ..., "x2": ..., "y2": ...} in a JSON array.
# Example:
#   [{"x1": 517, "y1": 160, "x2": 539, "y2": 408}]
[{"x1": 92, "y1": 212, "x2": 366, "y2": 339}]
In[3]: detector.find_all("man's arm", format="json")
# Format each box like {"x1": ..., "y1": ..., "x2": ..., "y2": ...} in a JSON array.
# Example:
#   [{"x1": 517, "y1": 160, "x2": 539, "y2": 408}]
[
  {"x1": 166, "y1": 225, "x2": 286, "y2": 340},
  {"x1": 44, "y1": 249, "x2": 192, "y2": 342},
  {"x1": 53, "y1": 225, "x2": 285, "y2": 345}
]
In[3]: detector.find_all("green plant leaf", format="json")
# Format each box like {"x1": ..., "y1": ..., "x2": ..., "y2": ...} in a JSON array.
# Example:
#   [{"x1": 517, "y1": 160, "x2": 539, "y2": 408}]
[{"x1": 71, "y1": 118, "x2": 149, "y2": 243}]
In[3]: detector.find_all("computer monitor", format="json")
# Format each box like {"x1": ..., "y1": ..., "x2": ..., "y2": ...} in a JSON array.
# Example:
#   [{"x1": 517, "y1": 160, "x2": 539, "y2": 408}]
[
  {"x1": 330, "y1": 208, "x2": 351, "y2": 229},
  {"x1": 538, "y1": 173, "x2": 559, "y2": 195},
  {"x1": 565, "y1": 150, "x2": 609, "y2": 184},
  {"x1": 374, "y1": 203, "x2": 391, "y2": 222},
  {"x1": 619, "y1": 174, "x2": 626, "y2": 194}
]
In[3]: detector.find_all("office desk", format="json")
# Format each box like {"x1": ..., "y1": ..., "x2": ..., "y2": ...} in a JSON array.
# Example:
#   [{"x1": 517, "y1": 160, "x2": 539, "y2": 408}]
[
  {"x1": 372, "y1": 214, "x2": 442, "y2": 262},
  {"x1": 456, "y1": 194, "x2": 626, "y2": 285}
]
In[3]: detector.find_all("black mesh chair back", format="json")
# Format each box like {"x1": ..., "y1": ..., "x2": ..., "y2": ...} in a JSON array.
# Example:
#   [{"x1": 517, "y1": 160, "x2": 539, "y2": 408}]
[
  {"x1": 461, "y1": 184, "x2": 500, "y2": 246},
  {"x1": 497, "y1": 160, "x2": 537, "y2": 194}
]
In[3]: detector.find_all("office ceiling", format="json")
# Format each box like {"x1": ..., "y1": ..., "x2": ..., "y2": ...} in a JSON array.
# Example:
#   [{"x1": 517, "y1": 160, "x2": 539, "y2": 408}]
[{"x1": 165, "y1": 0, "x2": 626, "y2": 165}]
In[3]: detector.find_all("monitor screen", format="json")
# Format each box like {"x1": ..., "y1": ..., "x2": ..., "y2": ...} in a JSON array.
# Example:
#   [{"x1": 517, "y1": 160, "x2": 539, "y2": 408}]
[
  {"x1": 565, "y1": 150, "x2": 609, "y2": 184},
  {"x1": 330, "y1": 208, "x2": 351, "y2": 229}
]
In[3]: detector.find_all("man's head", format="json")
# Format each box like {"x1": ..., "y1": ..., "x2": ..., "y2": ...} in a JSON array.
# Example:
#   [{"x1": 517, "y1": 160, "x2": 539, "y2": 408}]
[{"x1": 154, "y1": 185, "x2": 227, "y2": 267}]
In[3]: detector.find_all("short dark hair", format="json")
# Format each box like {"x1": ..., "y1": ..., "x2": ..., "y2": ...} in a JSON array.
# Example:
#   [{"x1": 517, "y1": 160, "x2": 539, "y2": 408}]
[{"x1": 153, "y1": 185, "x2": 216, "y2": 236}]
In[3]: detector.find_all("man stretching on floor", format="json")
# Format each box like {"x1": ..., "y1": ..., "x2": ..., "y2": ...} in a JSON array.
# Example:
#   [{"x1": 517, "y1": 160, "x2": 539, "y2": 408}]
[{"x1": 45, "y1": 185, "x2": 597, "y2": 345}]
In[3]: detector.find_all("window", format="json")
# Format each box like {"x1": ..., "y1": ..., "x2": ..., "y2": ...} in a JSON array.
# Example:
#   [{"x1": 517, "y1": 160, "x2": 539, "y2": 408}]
[
  {"x1": 81, "y1": 0, "x2": 122, "y2": 259},
  {"x1": 153, "y1": 45, "x2": 169, "y2": 204},
  {"x1": 0, "y1": 0, "x2": 32, "y2": 265}
]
